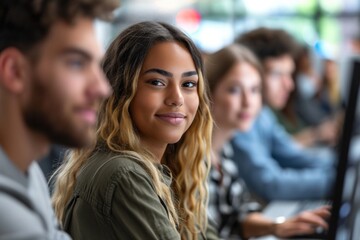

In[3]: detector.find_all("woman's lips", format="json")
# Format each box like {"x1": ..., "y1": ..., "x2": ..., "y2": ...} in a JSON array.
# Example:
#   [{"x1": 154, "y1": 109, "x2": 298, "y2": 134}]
[
  {"x1": 238, "y1": 112, "x2": 252, "y2": 121},
  {"x1": 155, "y1": 112, "x2": 186, "y2": 125}
]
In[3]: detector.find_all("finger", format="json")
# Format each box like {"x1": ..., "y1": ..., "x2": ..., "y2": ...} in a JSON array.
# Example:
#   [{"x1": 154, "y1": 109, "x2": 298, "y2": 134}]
[
  {"x1": 295, "y1": 212, "x2": 329, "y2": 229},
  {"x1": 290, "y1": 224, "x2": 315, "y2": 236},
  {"x1": 311, "y1": 207, "x2": 331, "y2": 219},
  {"x1": 312, "y1": 207, "x2": 331, "y2": 215},
  {"x1": 278, "y1": 223, "x2": 314, "y2": 238},
  {"x1": 295, "y1": 224, "x2": 319, "y2": 235},
  {"x1": 316, "y1": 205, "x2": 332, "y2": 211}
]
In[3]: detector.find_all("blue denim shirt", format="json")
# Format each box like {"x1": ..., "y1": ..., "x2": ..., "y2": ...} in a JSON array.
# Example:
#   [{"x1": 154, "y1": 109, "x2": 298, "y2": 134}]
[{"x1": 230, "y1": 107, "x2": 336, "y2": 201}]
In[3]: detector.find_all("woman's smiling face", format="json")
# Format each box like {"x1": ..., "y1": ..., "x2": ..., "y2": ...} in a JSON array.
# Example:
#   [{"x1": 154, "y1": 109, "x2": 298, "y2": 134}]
[
  {"x1": 130, "y1": 41, "x2": 199, "y2": 153},
  {"x1": 212, "y1": 61, "x2": 262, "y2": 132}
]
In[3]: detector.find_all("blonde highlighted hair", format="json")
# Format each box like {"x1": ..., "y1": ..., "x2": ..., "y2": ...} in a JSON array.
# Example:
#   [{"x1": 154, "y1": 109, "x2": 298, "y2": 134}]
[{"x1": 52, "y1": 21, "x2": 213, "y2": 239}]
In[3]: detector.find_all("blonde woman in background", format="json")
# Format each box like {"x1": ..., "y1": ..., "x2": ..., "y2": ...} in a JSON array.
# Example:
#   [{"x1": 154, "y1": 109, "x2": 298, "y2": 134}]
[
  {"x1": 52, "y1": 21, "x2": 216, "y2": 240},
  {"x1": 205, "y1": 44, "x2": 331, "y2": 239}
]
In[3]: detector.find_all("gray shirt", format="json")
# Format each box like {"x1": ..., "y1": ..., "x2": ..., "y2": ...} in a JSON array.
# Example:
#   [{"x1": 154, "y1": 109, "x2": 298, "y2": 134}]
[{"x1": 0, "y1": 147, "x2": 71, "y2": 240}]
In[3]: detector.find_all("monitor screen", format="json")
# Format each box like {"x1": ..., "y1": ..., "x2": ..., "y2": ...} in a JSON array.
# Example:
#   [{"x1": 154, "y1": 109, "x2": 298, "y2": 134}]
[{"x1": 329, "y1": 59, "x2": 360, "y2": 240}]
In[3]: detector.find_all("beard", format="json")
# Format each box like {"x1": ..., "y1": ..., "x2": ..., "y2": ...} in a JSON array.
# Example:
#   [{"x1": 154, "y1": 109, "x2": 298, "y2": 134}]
[{"x1": 22, "y1": 73, "x2": 96, "y2": 149}]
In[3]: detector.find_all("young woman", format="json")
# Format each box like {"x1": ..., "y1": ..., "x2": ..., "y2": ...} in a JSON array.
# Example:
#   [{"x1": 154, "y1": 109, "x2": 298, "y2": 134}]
[
  {"x1": 205, "y1": 44, "x2": 330, "y2": 239},
  {"x1": 52, "y1": 21, "x2": 216, "y2": 240}
]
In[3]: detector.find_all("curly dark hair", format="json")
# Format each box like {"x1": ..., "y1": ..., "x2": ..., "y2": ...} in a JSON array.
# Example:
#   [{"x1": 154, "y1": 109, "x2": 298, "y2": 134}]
[
  {"x1": 235, "y1": 27, "x2": 299, "y2": 63},
  {"x1": 0, "y1": 0, "x2": 120, "y2": 52}
]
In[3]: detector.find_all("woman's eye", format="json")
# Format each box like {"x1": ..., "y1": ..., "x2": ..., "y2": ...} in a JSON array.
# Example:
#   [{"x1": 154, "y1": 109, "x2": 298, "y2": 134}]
[
  {"x1": 148, "y1": 79, "x2": 165, "y2": 86},
  {"x1": 228, "y1": 86, "x2": 241, "y2": 94},
  {"x1": 183, "y1": 81, "x2": 198, "y2": 88}
]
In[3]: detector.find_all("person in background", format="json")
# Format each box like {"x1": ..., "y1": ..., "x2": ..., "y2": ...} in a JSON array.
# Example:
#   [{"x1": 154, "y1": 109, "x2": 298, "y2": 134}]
[
  {"x1": 0, "y1": 0, "x2": 119, "y2": 239},
  {"x1": 52, "y1": 21, "x2": 218, "y2": 240},
  {"x1": 318, "y1": 58, "x2": 342, "y2": 117},
  {"x1": 231, "y1": 27, "x2": 336, "y2": 201},
  {"x1": 205, "y1": 44, "x2": 330, "y2": 240},
  {"x1": 39, "y1": 145, "x2": 67, "y2": 182},
  {"x1": 279, "y1": 44, "x2": 339, "y2": 147}
]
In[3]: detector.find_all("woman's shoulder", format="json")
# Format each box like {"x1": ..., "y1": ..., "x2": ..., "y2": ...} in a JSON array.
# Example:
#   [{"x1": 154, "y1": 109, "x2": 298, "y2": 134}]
[
  {"x1": 89, "y1": 151, "x2": 148, "y2": 174},
  {"x1": 75, "y1": 151, "x2": 152, "y2": 192}
]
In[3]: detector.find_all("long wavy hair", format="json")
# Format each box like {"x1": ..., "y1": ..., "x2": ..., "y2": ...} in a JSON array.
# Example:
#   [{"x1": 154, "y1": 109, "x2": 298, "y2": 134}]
[{"x1": 52, "y1": 21, "x2": 213, "y2": 239}]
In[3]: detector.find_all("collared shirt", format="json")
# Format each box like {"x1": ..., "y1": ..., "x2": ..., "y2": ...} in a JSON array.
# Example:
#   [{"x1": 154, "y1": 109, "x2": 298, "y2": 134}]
[
  {"x1": 230, "y1": 106, "x2": 336, "y2": 201},
  {"x1": 0, "y1": 146, "x2": 71, "y2": 240},
  {"x1": 208, "y1": 144, "x2": 262, "y2": 239},
  {"x1": 63, "y1": 150, "x2": 218, "y2": 240}
]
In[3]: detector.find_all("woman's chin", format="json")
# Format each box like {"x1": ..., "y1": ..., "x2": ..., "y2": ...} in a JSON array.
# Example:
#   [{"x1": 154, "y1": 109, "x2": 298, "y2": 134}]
[{"x1": 237, "y1": 123, "x2": 253, "y2": 132}]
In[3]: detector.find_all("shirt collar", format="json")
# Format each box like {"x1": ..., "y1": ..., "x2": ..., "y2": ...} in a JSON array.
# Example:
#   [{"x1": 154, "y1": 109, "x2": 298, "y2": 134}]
[
  {"x1": 156, "y1": 164, "x2": 172, "y2": 187},
  {"x1": 0, "y1": 146, "x2": 29, "y2": 188}
]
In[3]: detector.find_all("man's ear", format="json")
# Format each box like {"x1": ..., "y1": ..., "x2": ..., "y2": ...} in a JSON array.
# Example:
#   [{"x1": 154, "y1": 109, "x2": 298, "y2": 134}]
[{"x1": 0, "y1": 48, "x2": 30, "y2": 94}]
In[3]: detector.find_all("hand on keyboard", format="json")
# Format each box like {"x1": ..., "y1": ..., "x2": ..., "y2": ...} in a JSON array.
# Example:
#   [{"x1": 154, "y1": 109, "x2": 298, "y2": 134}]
[{"x1": 273, "y1": 205, "x2": 331, "y2": 238}]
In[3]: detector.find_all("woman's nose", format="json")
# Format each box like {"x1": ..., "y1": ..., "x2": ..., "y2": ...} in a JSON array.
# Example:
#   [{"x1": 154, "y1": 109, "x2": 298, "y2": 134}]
[{"x1": 164, "y1": 85, "x2": 184, "y2": 108}]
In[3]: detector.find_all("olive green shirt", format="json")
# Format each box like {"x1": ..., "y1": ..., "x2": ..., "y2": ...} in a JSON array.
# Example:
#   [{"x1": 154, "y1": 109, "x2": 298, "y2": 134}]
[{"x1": 63, "y1": 151, "x2": 219, "y2": 240}]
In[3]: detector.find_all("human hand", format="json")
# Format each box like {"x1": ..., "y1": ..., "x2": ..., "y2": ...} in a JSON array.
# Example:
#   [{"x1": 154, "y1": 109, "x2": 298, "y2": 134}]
[
  {"x1": 273, "y1": 206, "x2": 331, "y2": 238},
  {"x1": 315, "y1": 119, "x2": 338, "y2": 145}
]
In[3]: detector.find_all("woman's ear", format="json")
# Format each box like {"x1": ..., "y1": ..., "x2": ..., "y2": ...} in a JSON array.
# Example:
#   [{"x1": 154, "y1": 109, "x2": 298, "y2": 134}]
[{"x1": 0, "y1": 48, "x2": 29, "y2": 94}]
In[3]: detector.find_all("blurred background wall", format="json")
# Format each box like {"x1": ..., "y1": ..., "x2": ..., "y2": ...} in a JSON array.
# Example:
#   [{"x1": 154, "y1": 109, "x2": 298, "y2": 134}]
[{"x1": 96, "y1": 0, "x2": 360, "y2": 56}]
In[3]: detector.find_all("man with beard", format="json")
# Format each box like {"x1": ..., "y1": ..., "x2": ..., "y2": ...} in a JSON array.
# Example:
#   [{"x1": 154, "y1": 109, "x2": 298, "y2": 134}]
[
  {"x1": 0, "y1": 0, "x2": 119, "y2": 239},
  {"x1": 230, "y1": 28, "x2": 336, "y2": 201}
]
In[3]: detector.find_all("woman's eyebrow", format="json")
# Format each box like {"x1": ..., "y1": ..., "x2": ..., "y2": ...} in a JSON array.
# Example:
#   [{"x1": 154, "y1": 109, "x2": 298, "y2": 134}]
[
  {"x1": 143, "y1": 69, "x2": 198, "y2": 78},
  {"x1": 144, "y1": 68, "x2": 172, "y2": 77},
  {"x1": 182, "y1": 71, "x2": 198, "y2": 78}
]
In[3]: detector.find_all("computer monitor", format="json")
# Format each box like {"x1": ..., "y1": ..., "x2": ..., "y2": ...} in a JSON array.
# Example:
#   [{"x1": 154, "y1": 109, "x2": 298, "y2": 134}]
[{"x1": 328, "y1": 58, "x2": 360, "y2": 240}]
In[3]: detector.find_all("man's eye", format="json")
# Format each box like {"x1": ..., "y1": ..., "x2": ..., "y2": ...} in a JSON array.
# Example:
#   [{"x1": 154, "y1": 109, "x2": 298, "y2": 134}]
[{"x1": 67, "y1": 59, "x2": 85, "y2": 70}]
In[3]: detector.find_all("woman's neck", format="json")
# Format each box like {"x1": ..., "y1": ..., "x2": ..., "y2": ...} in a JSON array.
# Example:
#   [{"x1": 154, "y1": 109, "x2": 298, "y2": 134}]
[
  {"x1": 138, "y1": 139, "x2": 166, "y2": 164},
  {"x1": 211, "y1": 124, "x2": 235, "y2": 165}
]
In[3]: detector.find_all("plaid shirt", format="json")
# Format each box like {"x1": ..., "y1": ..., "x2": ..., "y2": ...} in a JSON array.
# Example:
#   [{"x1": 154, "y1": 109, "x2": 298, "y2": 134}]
[{"x1": 208, "y1": 143, "x2": 262, "y2": 239}]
